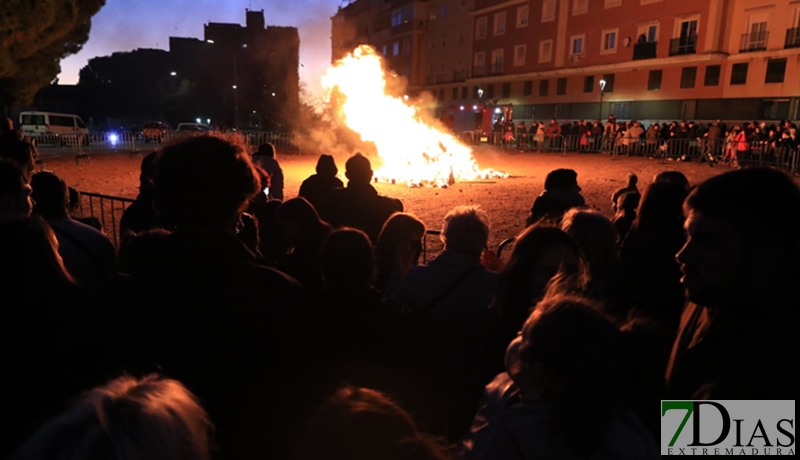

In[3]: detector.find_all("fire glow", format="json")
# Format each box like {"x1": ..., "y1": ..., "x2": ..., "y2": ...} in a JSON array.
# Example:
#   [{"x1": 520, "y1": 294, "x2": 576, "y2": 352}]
[{"x1": 321, "y1": 45, "x2": 508, "y2": 187}]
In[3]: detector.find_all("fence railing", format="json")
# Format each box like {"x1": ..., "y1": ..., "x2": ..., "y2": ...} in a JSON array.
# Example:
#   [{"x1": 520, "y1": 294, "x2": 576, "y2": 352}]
[
  {"x1": 75, "y1": 191, "x2": 135, "y2": 248},
  {"x1": 32, "y1": 131, "x2": 304, "y2": 160}
]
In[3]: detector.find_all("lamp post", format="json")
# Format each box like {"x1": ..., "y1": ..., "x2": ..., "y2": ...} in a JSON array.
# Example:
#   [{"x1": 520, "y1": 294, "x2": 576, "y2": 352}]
[{"x1": 598, "y1": 79, "x2": 606, "y2": 121}]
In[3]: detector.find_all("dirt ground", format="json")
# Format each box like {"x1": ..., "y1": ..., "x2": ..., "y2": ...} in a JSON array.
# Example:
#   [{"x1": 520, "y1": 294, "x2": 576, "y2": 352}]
[{"x1": 41, "y1": 146, "x2": 732, "y2": 253}]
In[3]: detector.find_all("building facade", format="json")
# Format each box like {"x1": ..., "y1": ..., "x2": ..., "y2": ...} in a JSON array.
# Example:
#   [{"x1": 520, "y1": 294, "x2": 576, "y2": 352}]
[
  {"x1": 332, "y1": 0, "x2": 800, "y2": 123},
  {"x1": 171, "y1": 9, "x2": 300, "y2": 130}
]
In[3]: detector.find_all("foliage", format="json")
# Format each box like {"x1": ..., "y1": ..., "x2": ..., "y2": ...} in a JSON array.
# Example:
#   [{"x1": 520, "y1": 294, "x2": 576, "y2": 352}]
[{"x1": 0, "y1": 0, "x2": 105, "y2": 106}]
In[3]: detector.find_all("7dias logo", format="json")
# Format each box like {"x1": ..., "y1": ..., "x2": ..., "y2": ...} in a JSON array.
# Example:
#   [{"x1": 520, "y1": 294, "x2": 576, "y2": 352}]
[{"x1": 661, "y1": 400, "x2": 795, "y2": 456}]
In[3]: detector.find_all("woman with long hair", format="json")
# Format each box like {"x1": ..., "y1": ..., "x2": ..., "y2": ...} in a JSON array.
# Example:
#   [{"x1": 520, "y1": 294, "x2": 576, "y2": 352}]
[{"x1": 375, "y1": 212, "x2": 426, "y2": 295}]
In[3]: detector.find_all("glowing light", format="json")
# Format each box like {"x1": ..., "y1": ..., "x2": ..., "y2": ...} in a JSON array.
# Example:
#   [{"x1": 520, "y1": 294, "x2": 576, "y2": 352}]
[
  {"x1": 170, "y1": 71, "x2": 177, "y2": 76},
  {"x1": 207, "y1": 39, "x2": 214, "y2": 43},
  {"x1": 495, "y1": 108, "x2": 502, "y2": 114},
  {"x1": 108, "y1": 133, "x2": 118, "y2": 145},
  {"x1": 459, "y1": 106, "x2": 464, "y2": 110},
  {"x1": 196, "y1": 118, "x2": 202, "y2": 123},
  {"x1": 599, "y1": 79, "x2": 607, "y2": 91},
  {"x1": 321, "y1": 45, "x2": 507, "y2": 187},
  {"x1": 206, "y1": 119, "x2": 211, "y2": 124},
  {"x1": 232, "y1": 85, "x2": 237, "y2": 89},
  {"x1": 271, "y1": 92, "x2": 276, "y2": 96},
  {"x1": 472, "y1": 105, "x2": 478, "y2": 110}
]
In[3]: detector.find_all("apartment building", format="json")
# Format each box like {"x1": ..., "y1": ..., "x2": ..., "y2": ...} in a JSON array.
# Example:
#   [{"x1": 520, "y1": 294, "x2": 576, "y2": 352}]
[
  {"x1": 332, "y1": 0, "x2": 431, "y2": 89},
  {"x1": 333, "y1": 0, "x2": 800, "y2": 122}
]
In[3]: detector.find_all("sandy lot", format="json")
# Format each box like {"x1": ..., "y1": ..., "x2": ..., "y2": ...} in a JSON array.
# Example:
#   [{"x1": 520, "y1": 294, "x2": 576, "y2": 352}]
[{"x1": 41, "y1": 146, "x2": 732, "y2": 254}]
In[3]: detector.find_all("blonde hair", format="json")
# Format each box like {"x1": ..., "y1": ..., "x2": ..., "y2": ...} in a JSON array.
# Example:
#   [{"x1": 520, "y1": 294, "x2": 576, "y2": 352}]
[
  {"x1": 440, "y1": 205, "x2": 490, "y2": 255},
  {"x1": 11, "y1": 375, "x2": 212, "y2": 460}
]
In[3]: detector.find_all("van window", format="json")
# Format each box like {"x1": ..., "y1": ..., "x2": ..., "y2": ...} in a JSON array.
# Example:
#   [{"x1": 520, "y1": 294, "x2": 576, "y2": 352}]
[
  {"x1": 50, "y1": 116, "x2": 75, "y2": 127},
  {"x1": 21, "y1": 114, "x2": 46, "y2": 125},
  {"x1": 76, "y1": 118, "x2": 86, "y2": 129}
]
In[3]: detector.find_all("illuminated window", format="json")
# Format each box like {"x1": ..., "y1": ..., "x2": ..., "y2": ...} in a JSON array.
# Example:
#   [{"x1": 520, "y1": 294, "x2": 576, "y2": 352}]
[
  {"x1": 542, "y1": 0, "x2": 555, "y2": 22},
  {"x1": 475, "y1": 17, "x2": 488, "y2": 39},
  {"x1": 493, "y1": 11, "x2": 507, "y2": 36}
]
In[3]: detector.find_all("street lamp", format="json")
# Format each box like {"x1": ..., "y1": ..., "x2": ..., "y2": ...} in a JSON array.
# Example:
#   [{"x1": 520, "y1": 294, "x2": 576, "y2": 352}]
[
  {"x1": 477, "y1": 88, "x2": 484, "y2": 99},
  {"x1": 170, "y1": 71, "x2": 177, "y2": 76},
  {"x1": 598, "y1": 79, "x2": 606, "y2": 120}
]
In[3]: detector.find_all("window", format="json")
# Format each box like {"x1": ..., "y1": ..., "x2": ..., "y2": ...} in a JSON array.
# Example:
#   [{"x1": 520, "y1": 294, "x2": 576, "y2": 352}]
[
  {"x1": 542, "y1": 0, "x2": 556, "y2": 22},
  {"x1": 502, "y1": 83, "x2": 511, "y2": 98},
  {"x1": 539, "y1": 79, "x2": 549, "y2": 96},
  {"x1": 570, "y1": 35, "x2": 585, "y2": 56},
  {"x1": 461, "y1": 86, "x2": 468, "y2": 99},
  {"x1": 573, "y1": 0, "x2": 588, "y2": 15},
  {"x1": 475, "y1": 17, "x2": 487, "y2": 39},
  {"x1": 473, "y1": 86, "x2": 480, "y2": 98},
  {"x1": 438, "y1": 89, "x2": 444, "y2": 101},
  {"x1": 602, "y1": 73, "x2": 615, "y2": 92},
  {"x1": 491, "y1": 48, "x2": 504, "y2": 74},
  {"x1": 704, "y1": 65, "x2": 721, "y2": 86},
  {"x1": 513, "y1": 45, "x2": 526, "y2": 66},
  {"x1": 382, "y1": 45, "x2": 387, "y2": 55},
  {"x1": 637, "y1": 23, "x2": 659, "y2": 42},
  {"x1": 517, "y1": 5, "x2": 529, "y2": 27},
  {"x1": 648, "y1": 70, "x2": 662, "y2": 90},
  {"x1": 486, "y1": 84, "x2": 495, "y2": 99},
  {"x1": 391, "y1": 12, "x2": 402, "y2": 27},
  {"x1": 393, "y1": 42, "x2": 399, "y2": 55},
  {"x1": 556, "y1": 77, "x2": 567, "y2": 95},
  {"x1": 730, "y1": 62, "x2": 748, "y2": 85},
  {"x1": 442, "y1": 4, "x2": 449, "y2": 17},
  {"x1": 402, "y1": 38, "x2": 410, "y2": 55},
  {"x1": 765, "y1": 58, "x2": 787, "y2": 83},
  {"x1": 539, "y1": 39, "x2": 553, "y2": 63},
  {"x1": 523, "y1": 81, "x2": 533, "y2": 96},
  {"x1": 474, "y1": 52, "x2": 486, "y2": 76},
  {"x1": 602, "y1": 29, "x2": 618, "y2": 53},
  {"x1": 493, "y1": 11, "x2": 507, "y2": 35},
  {"x1": 604, "y1": 0, "x2": 621, "y2": 7},
  {"x1": 680, "y1": 67, "x2": 697, "y2": 88},
  {"x1": 584, "y1": 75, "x2": 595, "y2": 92},
  {"x1": 452, "y1": 87, "x2": 458, "y2": 100},
  {"x1": 610, "y1": 102, "x2": 631, "y2": 119}
]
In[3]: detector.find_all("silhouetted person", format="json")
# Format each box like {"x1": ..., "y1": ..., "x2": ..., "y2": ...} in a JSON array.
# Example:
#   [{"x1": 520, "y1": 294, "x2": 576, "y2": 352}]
[
  {"x1": 109, "y1": 134, "x2": 321, "y2": 460},
  {"x1": 301, "y1": 386, "x2": 449, "y2": 460},
  {"x1": 653, "y1": 170, "x2": 689, "y2": 191},
  {"x1": 252, "y1": 142, "x2": 284, "y2": 201},
  {"x1": 0, "y1": 121, "x2": 36, "y2": 175},
  {"x1": 612, "y1": 173, "x2": 638, "y2": 212},
  {"x1": 613, "y1": 191, "x2": 640, "y2": 244},
  {"x1": 10, "y1": 375, "x2": 213, "y2": 460},
  {"x1": 462, "y1": 294, "x2": 659, "y2": 460},
  {"x1": 323, "y1": 153, "x2": 403, "y2": 243},
  {"x1": 120, "y1": 151, "x2": 160, "y2": 236},
  {"x1": 0, "y1": 159, "x2": 33, "y2": 220},
  {"x1": 30, "y1": 171, "x2": 116, "y2": 290},
  {"x1": 527, "y1": 169, "x2": 585, "y2": 225},
  {"x1": 0, "y1": 217, "x2": 91, "y2": 457},
  {"x1": 667, "y1": 168, "x2": 800, "y2": 400},
  {"x1": 247, "y1": 164, "x2": 284, "y2": 263},
  {"x1": 392, "y1": 206, "x2": 498, "y2": 441},
  {"x1": 67, "y1": 187, "x2": 103, "y2": 231},
  {"x1": 561, "y1": 208, "x2": 621, "y2": 303},
  {"x1": 276, "y1": 197, "x2": 332, "y2": 292},
  {"x1": 299, "y1": 154, "x2": 344, "y2": 215},
  {"x1": 376, "y1": 212, "x2": 426, "y2": 295}
]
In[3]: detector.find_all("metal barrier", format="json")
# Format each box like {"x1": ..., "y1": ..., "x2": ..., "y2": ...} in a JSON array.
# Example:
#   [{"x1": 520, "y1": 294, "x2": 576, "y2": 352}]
[
  {"x1": 736, "y1": 140, "x2": 798, "y2": 170},
  {"x1": 75, "y1": 191, "x2": 135, "y2": 248}
]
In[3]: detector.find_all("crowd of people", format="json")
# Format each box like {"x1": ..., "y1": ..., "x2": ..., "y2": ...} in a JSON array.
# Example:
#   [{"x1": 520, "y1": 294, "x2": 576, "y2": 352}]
[
  {"x1": 1, "y1": 127, "x2": 798, "y2": 459},
  {"x1": 489, "y1": 116, "x2": 799, "y2": 164}
]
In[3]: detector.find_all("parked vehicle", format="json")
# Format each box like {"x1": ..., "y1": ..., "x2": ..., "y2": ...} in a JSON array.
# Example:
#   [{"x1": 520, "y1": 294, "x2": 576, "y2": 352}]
[
  {"x1": 176, "y1": 122, "x2": 213, "y2": 132},
  {"x1": 142, "y1": 121, "x2": 170, "y2": 142},
  {"x1": 19, "y1": 111, "x2": 90, "y2": 145}
]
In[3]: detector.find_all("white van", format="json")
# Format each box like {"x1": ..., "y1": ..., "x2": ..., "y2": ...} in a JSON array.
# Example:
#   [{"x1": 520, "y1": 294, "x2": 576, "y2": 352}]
[{"x1": 19, "y1": 111, "x2": 90, "y2": 142}]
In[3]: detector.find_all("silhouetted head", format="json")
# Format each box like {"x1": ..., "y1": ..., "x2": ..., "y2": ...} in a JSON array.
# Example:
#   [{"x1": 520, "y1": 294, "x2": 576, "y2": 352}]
[
  {"x1": 633, "y1": 181, "x2": 688, "y2": 234},
  {"x1": 440, "y1": 205, "x2": 490, "y2": 256},
  {"x1": 276, "y1": 197, "x2": 330, "y2": 246},
  {"x1": 138, "y1": 151, "x2": 158, "y2": 194},
  {"x1": 653, "y1": 171, "x2": 689, "y2": 191},
  {"x1": 255, "y1": 142, "x2": 276, "y2": 158},
  {"x1": 626, "y1": 173, "x2": 638, "y2": 188},
  {"x1": 493, "y1": 224, "x2": 588, "y2": 314},
  {"x1": 302, "y1": 386, "x2": 449, "y2": 460},
  {"x1": 321, "y1": 228, "x2": 375, "y2": 291},
  {"x1": 544, "y1": 169, "x2": 581, "y2": 193},
  {"x1": 154, "y1": 134, "x2": 259, "y2": 231},
  {"x1": 316, "y1": 154, "x2": 338, "y2": 177},
  {"x1": 345, "y1": 153, "x2": 373, "y2": 184},
  {"x1": 0, "y1": 135, "x2": 36, "y2": 173},
  {"x1": 1, "y1": 117, "x2": 13, "y2": 133},
  {"x1": 0, "y1": 217, "x2": 74, "y2": 290},
  {"x1": 678, "y1": 168, "x2": 800, "y2": 310},
  {"x1": 561, "y1": 209, "x2": 619, "y2": 280},
  {"x1": 10, "y1": 374, "x2": 212, "y2": 460},
  {"x1": 375, "y1": 213, "x2": 426, "y2": 291},
  {"x1": 30, "y1": 171, "x2": 69, "y2": 219},
  {"x1": 0, "y1": 159, "x2": 33, "y2": 220}
]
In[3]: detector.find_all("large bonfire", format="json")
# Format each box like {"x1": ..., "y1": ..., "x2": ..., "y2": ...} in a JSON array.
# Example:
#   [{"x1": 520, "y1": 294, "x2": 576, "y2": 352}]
[{"x1": 321, "y1": 45, "x2": 508, "y2": 187}]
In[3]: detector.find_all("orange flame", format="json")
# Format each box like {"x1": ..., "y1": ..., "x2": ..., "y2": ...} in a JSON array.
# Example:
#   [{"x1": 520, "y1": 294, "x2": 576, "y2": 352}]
[{"x1": 321, "y1": 45, "x2": 508, "y2": 187}]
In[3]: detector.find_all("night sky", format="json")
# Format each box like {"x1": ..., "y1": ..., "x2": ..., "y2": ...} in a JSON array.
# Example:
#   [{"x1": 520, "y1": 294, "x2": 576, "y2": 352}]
[{"x1": 58, "y1": 0, "x2": 344, "y2": 99}]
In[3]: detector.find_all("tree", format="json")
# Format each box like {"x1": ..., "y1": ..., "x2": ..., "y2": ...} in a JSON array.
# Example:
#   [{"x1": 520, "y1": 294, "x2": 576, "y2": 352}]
[{"x1": 0, "y1": 0, "x2": 105, "y2": 106}]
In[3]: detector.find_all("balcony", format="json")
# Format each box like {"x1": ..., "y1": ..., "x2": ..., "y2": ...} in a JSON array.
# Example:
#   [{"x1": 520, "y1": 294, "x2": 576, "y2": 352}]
[
  {"x1": 489, "y1": 63, "x2": 504, "y2": 76},
  {"x1": 473, "y1": 65, "x2": 486, "y2": 77},
  {"x1": 633, "y1": 41, "x2": 657, "y2": 60},
  {"x1": 669, "y1": 35, "x2": 697, "y2": 56},
  {"x1": 740, "y1": 30, "x2": 768, "y2": 52},
  {"x1": 786, "y1": 28, "x2": 800, "y2": 48}
]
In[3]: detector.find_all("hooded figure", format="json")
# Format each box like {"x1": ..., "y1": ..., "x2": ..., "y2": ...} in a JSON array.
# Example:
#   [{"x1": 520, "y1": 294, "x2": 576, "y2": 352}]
[
  {"x1": 526, "y1": 169, "x2": 586, "y2": 225},
  {"x1": 299, "y1": 154, "x2": 344, "y2": 216}
]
